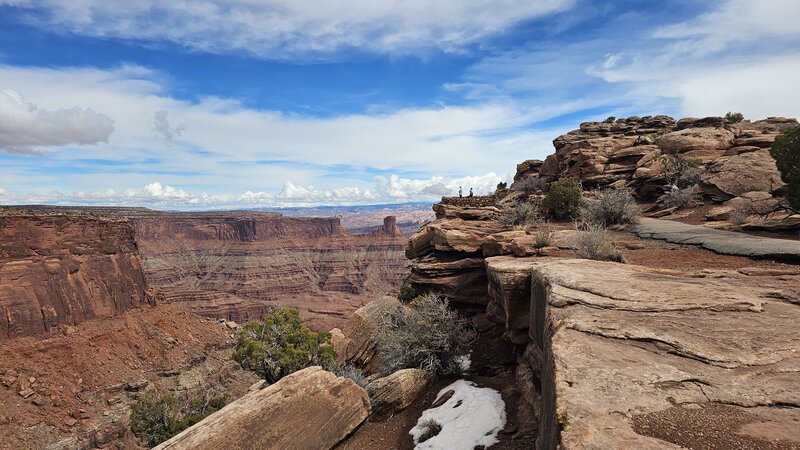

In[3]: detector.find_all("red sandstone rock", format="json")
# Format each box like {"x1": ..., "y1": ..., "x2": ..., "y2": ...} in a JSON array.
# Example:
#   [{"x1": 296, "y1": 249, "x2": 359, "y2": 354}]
[{"x1": 0, "y1": 215, "x2": 151, "y2": 340}]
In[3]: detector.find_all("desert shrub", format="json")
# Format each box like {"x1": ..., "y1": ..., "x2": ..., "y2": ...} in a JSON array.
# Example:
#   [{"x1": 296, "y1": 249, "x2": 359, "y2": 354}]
[
  {"x1": 130, "y1": 389, "x2": 227, "y2": 447},
  {"x1": 374, "y1": 294, "x2": 476, "y2": 377},
  {"x1": 770, "y1": 125, "x2": 800, "y2": 210},
  {"x1": 397, "y1": 278, "x2": 417, "y2": 303},
  {"x1": 233, "y1": 308, "x2": 336, "y2": 383},
  {"x1": 724, "y1": 112, "x2": 744, "y2": 123},
  {"x1": 580, "y1": 188, "x2": 639, "y2": 227},
  {"x1": 729, "y1": 201, "x2": 753, "y2": 225},
  {"x1": 500, "y1": 202, "x2": 541, "y2": 228},
  {"x1": 543, "y1": 177, "x2": 583, "y2": 219},
  {"x1": 573, "y1": 223, "x2": 624, "y2": 263},
  {"x1": 418, "y1": 418, "x2": 443, "y2": 443},
  {"x1": 334, "y1": 364, "x2": 368, "y2": 389},
  {"x1": 534, "y1": 220, "x2": 555, "y2": 248},
  {"x1": 660, "y1": 154, "x2": 702, "y2": 188},
  {"x1": 659, "y1": 186, "x2": 702, "y2": 209},
  {"x1": 495, "y1": 181, "x2": 507, "y2": 192},
  {"x1": 514, "y1": 176, "x2": 548, "y2": 194}
]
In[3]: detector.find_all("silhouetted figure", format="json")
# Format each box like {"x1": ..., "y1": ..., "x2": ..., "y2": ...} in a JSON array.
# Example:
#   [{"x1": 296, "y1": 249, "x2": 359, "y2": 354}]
[
  {"x1": 458, "y1": 186, "x2": 463, "y2": 197},
  {"x1": 468, "y1": 188, "x2": 474, "y2": 197}
]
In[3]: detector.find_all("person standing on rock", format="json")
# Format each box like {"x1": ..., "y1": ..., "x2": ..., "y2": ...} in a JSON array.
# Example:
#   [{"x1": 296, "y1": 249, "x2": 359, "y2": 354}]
[
  {"x1": 458, "y1": 186, "x2": 463, "y2": 197},
  {"x1": 469, "y1": 188, "x2": 474, "y2": 197}
]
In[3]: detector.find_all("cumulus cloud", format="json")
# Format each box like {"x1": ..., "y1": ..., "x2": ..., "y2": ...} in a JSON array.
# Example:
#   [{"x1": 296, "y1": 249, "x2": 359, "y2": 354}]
[
  {"x1": 152, "y1": 110, "x2": 186, "y2": 145},
  {"x1": 0, "y1": 172, "x2": 509, "y2": 209},
  {"x1": 0, "y1": 89, "x2": 115, "y2": 154},
  {"x1": 9, "y1": 0, "x2": 573, "y2": 57}
]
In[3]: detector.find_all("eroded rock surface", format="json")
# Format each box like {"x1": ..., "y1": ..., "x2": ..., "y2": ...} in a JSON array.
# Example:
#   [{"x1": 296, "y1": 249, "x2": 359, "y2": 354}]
[
  {"x1": 527, "y1": 259, "x2": 800, "y2": 449},
  {"x1": 154, "y1": 366, "x2": 370, "y2": 450},
  {"x1": 367, "y1": 368, "x2": 431, "y2": 419},
  {"x1": 0, "y1": 215, "x2": 151, "y2": 340}
]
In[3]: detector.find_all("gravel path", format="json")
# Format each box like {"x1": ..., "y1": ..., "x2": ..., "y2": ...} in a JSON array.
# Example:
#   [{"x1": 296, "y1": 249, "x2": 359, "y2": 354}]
[{"x1": 635, "y1": 218, "x2": 800, "y2": 262}]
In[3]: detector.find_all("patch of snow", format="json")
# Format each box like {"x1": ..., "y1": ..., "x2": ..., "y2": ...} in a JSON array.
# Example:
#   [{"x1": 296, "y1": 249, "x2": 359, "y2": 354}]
[
  {"x1": 455, "y1": 353, "x2": 471, "y2": 373},
  {"x1": 409, "y1": 379, "x2": 506, "y2": 449}
]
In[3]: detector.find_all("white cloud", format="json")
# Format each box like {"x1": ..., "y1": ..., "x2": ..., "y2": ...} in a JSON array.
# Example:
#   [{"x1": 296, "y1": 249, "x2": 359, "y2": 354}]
[
  {"x1": 0, "y1": 64, "x2": 549, "y2": 201},
  {"x1": 582, "y1": 0, "x2": 800, "y2": 119},
  {"x1": 152, "y1": 110, "x2": 185, "y2": 145},
  {"x1": 652, "y1": 0, "x2": 800, "y2": 56},
  {"x1": 0, "y1": 88, "x2": 115, "y2": 154},
  {"x1": 12, "y1": 0, "x2": 574, "y2": 57},
  {"x1": 0, "y1": 172, "x2": 508, "y2": 209}
]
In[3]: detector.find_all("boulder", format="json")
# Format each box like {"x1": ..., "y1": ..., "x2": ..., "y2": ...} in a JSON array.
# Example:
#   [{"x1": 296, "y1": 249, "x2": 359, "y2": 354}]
[
  {"x1": 154, "y1": 367, "x2": 370, "y2": 450},
  {"x1": 699, "y1": 150, "x2": 785, "y2": 201},
  {"x1": 333, "y1": 296, "x2": 401, "y2": 374},
  {"x1": 656, "y1": 127, "x2": 735, "y2": 155},
  {"x1": 367, "y1": 368, "x2": 431, "y2": 419}
]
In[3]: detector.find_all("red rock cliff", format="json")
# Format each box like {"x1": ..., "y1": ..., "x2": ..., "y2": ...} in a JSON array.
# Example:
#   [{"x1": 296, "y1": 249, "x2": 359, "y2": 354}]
[
  {"x1": 0, "y1": 215, "x2": 150, "y2": 340},
  {"x1": 130, "y1": 213, "x2": 409, "y2": 327}
]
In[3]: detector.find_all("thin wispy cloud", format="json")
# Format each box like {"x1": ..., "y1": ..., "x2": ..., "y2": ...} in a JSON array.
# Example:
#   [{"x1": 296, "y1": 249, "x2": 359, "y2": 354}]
[{"x1": 5, "y1": 0, "x2": 574, "y2": 57}]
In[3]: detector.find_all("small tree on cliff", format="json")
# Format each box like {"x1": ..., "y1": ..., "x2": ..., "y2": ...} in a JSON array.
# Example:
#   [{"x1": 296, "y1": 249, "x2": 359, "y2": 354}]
[
  {"x1": 724, "y1": 111, "x2": 744, "y2": 123},
  {"x1": 234, "y1": 308, "x2": 337, "y2": 383},
  {"x1": 770, "y1": 125, "x2": 800, "y2": 211}
]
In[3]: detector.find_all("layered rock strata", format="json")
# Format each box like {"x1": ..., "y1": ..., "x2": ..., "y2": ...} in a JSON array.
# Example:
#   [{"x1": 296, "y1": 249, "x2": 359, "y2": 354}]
[
  {"x1": 0, "y1": 215, "x2": 151, "y2": 340},
  {"x1": 154, "y1": 366, "x2": 371, "y2": 450},
  {"x1": 131, "y1": 213, "x2": 408, "y2": 325}
]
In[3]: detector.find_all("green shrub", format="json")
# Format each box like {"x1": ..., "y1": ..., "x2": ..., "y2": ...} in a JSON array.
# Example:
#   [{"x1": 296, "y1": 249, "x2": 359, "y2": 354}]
[
  {"x1": 495, "y1": 181, "x2": 507, "y2": 192},
  {"x1": 543, "y1": 177, "x2": 583, "y2": 219},
  {"x1": 398, "y1": 278, "x2": 417, "y2": 303},
  {"x1": 770, "y1": 125, "x2": 800, "y2": 210},
  {"x1": 130, "y1": 389, "x2": 227, "y2": 447},
  {"x1": 374, "y1": 294, "x2": 476, "y2": 376},
  {"x1": 233, "y1": 308, "x2": 336, "y2": 383},
  {"x1": 580, "y1": 188, "x2": 639, "y2": 227},
  {"x1": 724, "y1": 112, "x2": 744, "y2": 123}
]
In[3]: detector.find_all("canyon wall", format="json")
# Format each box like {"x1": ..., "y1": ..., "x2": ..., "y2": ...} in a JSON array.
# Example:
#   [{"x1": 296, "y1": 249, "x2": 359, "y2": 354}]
[
  {"x1": 0, "y1": 214, "x2": 151, "y2": 340},
  {"x1": 131, "y1": 213, "x2": 408, "y2": 328}
]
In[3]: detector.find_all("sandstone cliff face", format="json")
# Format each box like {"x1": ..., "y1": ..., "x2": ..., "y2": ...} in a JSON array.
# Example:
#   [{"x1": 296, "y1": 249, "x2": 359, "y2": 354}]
[
  {"x1": 131, "y1": 213, "x2": 408, "y2": 326},
  {"x1": 0, "y1": 215, "x2": 151, "y2": 340}
]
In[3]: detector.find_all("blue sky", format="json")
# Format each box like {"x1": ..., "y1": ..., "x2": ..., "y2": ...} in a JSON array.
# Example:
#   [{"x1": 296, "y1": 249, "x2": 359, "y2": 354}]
[{"x1": 0, "y1": 0, "x2": 798, "y2": 208}]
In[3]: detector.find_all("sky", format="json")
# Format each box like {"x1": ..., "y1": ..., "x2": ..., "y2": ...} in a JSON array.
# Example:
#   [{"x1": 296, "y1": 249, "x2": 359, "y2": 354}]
[{"x1": 0, "y1": 0, "x2": 798, "y2": 209}]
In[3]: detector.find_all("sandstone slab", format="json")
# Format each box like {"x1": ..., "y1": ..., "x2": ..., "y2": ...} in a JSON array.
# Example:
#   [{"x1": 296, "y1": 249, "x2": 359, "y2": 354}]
[
  {"x1": 367, "y1": 368, "x2": 431, "y2": 419},
  {"x1": 527, "y1": 259, "x2": 800, "y2": 449},
  {"x1": 155, "y1": 367, "x2": 370, "y2": 450}
]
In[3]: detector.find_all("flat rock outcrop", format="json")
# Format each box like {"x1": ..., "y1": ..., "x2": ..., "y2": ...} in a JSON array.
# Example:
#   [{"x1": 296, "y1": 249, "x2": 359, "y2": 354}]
[
  {"x1": 154, "y1": 366, "x2": 370, "y2": 450},
  {"x1": 0, "y1": 215, "x2": 151, "y2": 340},
  {"x1": 527, "y1": 259, "x2": 800, "y2": 449}
]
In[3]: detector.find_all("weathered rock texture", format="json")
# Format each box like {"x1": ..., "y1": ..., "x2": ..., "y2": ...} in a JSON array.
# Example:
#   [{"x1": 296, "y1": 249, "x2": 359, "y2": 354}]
[
  {"x1": 131, "y1": 213, "x2": 407, "y2": 327},
  {"x1": 515, "y1": 115, "x2": 797, "y2": 203},
  {"x1": 527, "y1": 259, "x2": 800, "y2": 449},
  {"x1": 154, "y1": 366, "x2": 371, "y2": 450},
  {"x1": 332, "y1": 296, "x2": 401, "y2": 374},
  {"x1": 367, "y1": 368, "x2": 431, "y2": 419},
  {"x1": 0, "y1": 215, "x2": 152, "y2": 340}
]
